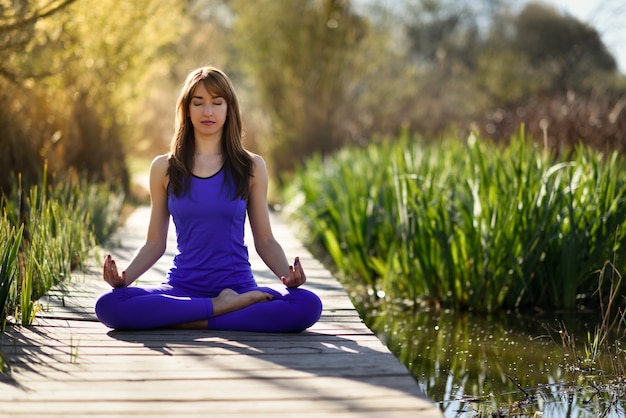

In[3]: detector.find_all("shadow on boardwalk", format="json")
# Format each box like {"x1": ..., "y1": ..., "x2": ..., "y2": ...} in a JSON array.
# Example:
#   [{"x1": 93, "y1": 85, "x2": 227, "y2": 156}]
[{"x1": 0, "y1": 206, "x2": 442, "y2": 417}]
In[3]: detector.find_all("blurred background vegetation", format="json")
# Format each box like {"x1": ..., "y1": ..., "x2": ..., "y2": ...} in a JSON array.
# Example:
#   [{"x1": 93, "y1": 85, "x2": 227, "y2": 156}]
[{"x1": 1, "y1": 0, "x2": 624, "y2": 196}]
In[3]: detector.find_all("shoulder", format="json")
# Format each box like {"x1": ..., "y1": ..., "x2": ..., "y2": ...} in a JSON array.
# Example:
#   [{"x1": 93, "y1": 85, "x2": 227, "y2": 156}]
[
  {"x1": 151, "y1": 153, "x2": 169, "y2": 171},
  {"x1": 149, "y1": 154, "x2": 170, "y2": 189},
  {"x1": 248, "y1": 152, "x2": 268, "y2": 192},
  {"x1": 248, "y1": 152, "x2": 267, "y2": 175}
]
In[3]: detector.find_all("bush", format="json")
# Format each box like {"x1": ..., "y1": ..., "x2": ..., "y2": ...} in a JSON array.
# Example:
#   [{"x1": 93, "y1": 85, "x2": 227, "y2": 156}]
[
  {"x1": 1, "y1": 169, "x2": 124, "y2": 326},
  {"x1": 286, "y1": 129, "x2": 626, "y2": 312}
]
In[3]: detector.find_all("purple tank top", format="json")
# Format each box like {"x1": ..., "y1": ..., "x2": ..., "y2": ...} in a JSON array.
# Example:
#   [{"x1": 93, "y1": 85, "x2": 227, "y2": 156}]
[{"x1": 166, "y1": 167, "x2": 256, "y2": 296}]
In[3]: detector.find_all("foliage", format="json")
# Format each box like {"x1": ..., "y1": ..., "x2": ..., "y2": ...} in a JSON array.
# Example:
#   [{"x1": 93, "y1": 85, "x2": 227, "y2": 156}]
[
  {"x1": 285, "y1": 130, "x2": 626, "y2": 312},
  {"x1": 0, "y1": 0, "x2": 186, "y2": 194},
  {"x1": 482, "y1": 88, "x2": 626, "y2": 156},
  {"x1": 0, "y1": 0, "x2": 77, "y2": 82},
  {"x1": 1, "y1": 170, "x2": 124, "y2": 326},
  {"x1": 220, "y1": 0, "x2": 440, "y2": 175},
  {"x1": 232, "y1": 0, "x2": 360, "y2": 177},
  {"x1": 403, "y1": 0, "x2": 486, "y2": 67},
  {"x1": 554, "y1": 260, "x2": 626, "y2": 377},
  {"x1": 3, "y1": 0, "x2": 624, "y2": 194},
  {"x1": 229, "y1": 0, "x2": 624, "y2": 184},
  {"x1": 513, "y1": 2, "x2": 617, "y2": 92},
  {"x1": 0, "y1": 217, "x2": 23, "y2": 331},
  {"x1": 404, "y1": 1, "x2": 618, "y2": 97}
]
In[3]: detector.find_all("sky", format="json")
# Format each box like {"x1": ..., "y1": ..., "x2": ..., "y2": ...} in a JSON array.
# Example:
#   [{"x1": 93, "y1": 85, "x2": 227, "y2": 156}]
[{"x1": 520, "y1": 0, "x2": 626, "y2": 73}]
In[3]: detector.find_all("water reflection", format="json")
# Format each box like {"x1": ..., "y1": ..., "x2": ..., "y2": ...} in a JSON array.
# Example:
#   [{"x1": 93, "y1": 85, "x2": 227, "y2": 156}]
[{"x1": 364, "y1": 304, "x2": 626, "y2": 417}]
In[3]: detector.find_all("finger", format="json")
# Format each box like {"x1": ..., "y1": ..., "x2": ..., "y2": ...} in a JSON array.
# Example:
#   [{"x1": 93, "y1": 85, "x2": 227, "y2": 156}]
[
  {"x1": 294, "y1": 259, "x2": 306, "y2": 284},
  {"x1": 104, "y1": 256, "x2": 115, "y2": 272},
  {"x1": 108, "y1": 261, "x2": 120, "y2": 283},
  {"x1": 103, "y1": 259, "x2": 113, "y2": 282},
  {"x1": 105, "y1": 266, "x2": 115, "y2": 284},
  {"x1": 103, "y1": 254, "x2": 111, "y2": 274},
  {"x1": 291, "y1": 264, "x2": 300, "y2": 279},
  {"x1": 294, "y1": 257, "x2": 304, "y2": 274}
]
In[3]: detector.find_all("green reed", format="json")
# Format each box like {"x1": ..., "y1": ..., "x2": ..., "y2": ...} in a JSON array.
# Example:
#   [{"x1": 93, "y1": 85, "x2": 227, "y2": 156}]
[
  {"x1": 556, "y1": 259, "x2": 626, "y2": 375},
  {"x1": 285, "y1": 130, "x2": 626, "y2": 312},
  {"x1": 1, "y1": 169, "x2": 124, "y2": 326},
  {"x1": 0, "y1": 215, "x2": 23, "y2": 331}
]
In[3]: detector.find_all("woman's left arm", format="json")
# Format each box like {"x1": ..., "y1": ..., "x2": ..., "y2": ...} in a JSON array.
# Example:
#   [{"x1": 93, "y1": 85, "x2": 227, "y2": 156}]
[{"x1": 247, "y1": 154, "x2": 306, "y2": 288}]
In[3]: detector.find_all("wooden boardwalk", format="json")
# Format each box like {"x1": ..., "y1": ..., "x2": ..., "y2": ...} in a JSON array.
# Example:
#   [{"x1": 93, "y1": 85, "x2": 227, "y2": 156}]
[{"x1": 0, "y1": 205, "x2": 442, "y2": 417}]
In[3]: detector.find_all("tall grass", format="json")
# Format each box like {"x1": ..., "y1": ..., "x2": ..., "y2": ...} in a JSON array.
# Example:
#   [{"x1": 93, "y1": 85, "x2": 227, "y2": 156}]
[
  {"x1": 0, "y1": 217, "x2": 23, "y2": 331},
  {"x1": 0, "y1": 169, "x2": 124, "y2": 326},
  {"x1": 285, "y1": 130, "x2": 626, "y2": 312},
  {"x1": 555, "y1": 259, "x2": 626, "y2": 374}
]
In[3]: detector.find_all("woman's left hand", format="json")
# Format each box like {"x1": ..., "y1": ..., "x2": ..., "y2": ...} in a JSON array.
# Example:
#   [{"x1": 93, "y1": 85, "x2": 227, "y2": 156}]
[{"x1": 281, "y1": 256, "x2": 306, "y2": 288}]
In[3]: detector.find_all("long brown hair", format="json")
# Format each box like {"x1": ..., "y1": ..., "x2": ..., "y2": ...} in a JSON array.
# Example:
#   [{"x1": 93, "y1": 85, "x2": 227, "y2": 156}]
[{"x1": 167, "y1": 66, "x2": 252, "y2": 199}]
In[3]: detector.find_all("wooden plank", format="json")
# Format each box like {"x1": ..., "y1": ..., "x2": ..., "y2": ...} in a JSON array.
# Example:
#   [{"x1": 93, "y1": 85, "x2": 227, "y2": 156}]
[
  {"x1": 4, "y1": 340, "x2": 394, "y2": 357},
  {"x1": 2, "y1": 355, "x2": 412, "y2": 378},
  {"x1": 2, "y1": 374, "x2": 425, "y2": 399},
  {"x1": 1, "y1": 398, "x2": 437, "y2": 417},
  {"x1": 0, "y1": 207, "x2": 442, "y2": 417}
]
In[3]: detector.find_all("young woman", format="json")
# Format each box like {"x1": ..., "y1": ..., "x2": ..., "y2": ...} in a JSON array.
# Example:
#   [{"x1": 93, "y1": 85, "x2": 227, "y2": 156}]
[{"x1": 95, "y1": 66, "x2": 322, "y2": 332}]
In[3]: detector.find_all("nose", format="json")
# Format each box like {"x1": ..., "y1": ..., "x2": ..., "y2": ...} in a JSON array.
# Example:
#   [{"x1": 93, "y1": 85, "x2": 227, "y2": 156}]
[{"x1": 203, "y1": 104, "x2": 213, "y2": 116}]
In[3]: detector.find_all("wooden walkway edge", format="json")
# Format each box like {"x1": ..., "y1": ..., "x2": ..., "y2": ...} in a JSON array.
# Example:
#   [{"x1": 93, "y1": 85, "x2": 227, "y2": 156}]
[{"x1": 0, "y1": 205, "x2": 442, "y2": 417}]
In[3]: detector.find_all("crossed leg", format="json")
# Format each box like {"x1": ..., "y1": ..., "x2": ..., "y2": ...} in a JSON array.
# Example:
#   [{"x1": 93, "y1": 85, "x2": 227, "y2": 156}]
[{"x1": 95, "y1": 284, "x2": 321, "y2": 333}]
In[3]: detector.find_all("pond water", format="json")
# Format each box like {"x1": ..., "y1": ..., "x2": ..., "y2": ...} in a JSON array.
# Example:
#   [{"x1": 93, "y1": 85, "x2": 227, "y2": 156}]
[{"x1": 361, "y1": 303, "x2": 626, "y2": 417}]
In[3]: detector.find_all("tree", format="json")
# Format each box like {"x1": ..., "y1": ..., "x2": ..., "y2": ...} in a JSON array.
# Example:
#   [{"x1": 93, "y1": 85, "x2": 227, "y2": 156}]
[
  {"x1": 473, "y1": 3, "x2": 625, "y2": 152},
  {"x1": 0, "y1": 0, "x2": 77, "y2": 83},
  {"x1": 231, "y1": 0, "x2": 371, "y2": 179},
  {"x1": 513, "y1": 2, "x2": 617, "y2": 92},
  {"x1": 0, "y1": 0, "x2": 186, "y2": 193}
]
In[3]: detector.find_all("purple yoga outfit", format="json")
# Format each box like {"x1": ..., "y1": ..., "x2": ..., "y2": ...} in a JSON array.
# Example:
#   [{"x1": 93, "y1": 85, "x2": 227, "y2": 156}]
[{"x1": 95, "y1": 167, "x2": 322, "y2": 331}]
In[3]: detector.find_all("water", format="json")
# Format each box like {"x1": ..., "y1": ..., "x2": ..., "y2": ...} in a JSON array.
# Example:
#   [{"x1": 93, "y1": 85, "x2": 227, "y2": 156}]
[{"x1": 363, "y1": 303, "x2": 626, "y2": 417}]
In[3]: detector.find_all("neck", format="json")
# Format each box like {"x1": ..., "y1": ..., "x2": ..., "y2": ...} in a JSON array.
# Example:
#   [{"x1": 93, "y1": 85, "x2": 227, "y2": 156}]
[
  {"x1": 196, "y1": 151, "x2": 221, "y2": 156},
  {"x1": 194, "y1": 137, "x2": 222, "y2": 156}
]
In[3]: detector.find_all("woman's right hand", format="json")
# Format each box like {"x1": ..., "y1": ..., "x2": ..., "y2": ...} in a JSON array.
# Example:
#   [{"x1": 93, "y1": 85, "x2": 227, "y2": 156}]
[{"x1": 103, "y1": 254, "x2": 127, "y2": 288}]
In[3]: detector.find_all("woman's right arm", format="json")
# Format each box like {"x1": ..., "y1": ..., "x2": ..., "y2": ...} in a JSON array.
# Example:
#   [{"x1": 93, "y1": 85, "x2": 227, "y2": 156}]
[{"x1": 103, "y1": 155, "x2": 171, "y2": 288}]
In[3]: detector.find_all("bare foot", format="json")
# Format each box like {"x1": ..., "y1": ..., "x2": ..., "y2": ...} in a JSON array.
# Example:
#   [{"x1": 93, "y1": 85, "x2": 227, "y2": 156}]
[{"x1": 212, "y1": 288, "x2": 273, "y2": 316}]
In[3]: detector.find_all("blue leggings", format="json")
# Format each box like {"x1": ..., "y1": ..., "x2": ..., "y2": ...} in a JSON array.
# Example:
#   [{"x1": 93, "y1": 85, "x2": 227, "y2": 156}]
[{"x1": 95, "y1": 284, "x2": 323, "y2": 333}]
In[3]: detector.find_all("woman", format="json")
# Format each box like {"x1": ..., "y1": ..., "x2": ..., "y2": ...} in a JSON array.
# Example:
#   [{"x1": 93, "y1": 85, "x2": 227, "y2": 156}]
[{"x1": 95, "y1": 66, "x2": 322, "y2": 332}]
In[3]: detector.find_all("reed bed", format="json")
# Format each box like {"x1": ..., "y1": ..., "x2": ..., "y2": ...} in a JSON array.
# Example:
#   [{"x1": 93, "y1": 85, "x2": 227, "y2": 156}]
[
  {"x1": 285, "y1": 130, "x2": 626, "y2": 312},
  {"x1": 0, "y1": 170, "x2": 124, "y2": 328}
]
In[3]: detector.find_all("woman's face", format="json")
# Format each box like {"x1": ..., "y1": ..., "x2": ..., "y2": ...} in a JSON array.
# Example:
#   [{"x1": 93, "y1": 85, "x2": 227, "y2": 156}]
[{"x1": 188, "y1": 82, "x2": 228, "y2": 139}]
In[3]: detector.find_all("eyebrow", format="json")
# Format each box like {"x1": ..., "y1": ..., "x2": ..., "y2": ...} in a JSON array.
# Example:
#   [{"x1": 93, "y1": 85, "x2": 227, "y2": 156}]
[{"x1": 192, "y1": 94, "x2": 223, "y2": 100}]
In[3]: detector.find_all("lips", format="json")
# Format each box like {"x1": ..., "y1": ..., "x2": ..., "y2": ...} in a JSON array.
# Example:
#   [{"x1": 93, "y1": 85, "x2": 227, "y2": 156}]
[{"x1": 201, "y1": 120, "x2": 215, "y2": 126}]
